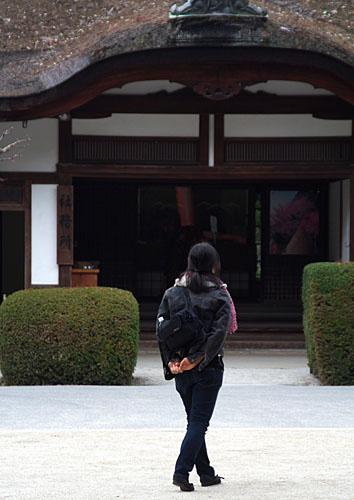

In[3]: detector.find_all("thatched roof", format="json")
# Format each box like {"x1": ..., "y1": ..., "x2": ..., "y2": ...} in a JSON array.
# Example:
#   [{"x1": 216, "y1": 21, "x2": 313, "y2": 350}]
[{"x1": 0, "y1": 0, "x2": 353, "y2": 98}]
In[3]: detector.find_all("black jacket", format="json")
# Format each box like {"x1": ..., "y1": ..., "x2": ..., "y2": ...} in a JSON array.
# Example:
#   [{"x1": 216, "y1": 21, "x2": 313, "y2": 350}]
[{"x1": 156, "y1": 279, "x2": 231, "y2": 380}]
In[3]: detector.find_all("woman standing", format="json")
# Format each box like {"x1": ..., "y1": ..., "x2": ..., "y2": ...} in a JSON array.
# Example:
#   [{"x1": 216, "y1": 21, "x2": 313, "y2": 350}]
[{"x1": 156, "y1": 242, "x2": 233, "y2": 492}]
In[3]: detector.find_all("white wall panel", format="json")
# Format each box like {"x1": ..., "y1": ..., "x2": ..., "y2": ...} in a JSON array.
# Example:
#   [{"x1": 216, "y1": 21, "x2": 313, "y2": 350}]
[
  {"x1": 103, "y1": 80, "x2": 185, "y2": 95},
  {"x1": 209, "y1": 115, "x2": 214, "y2": 167},
  {"x1": 225, "y1": 115, "x2": 351, "y2": 137},
  {"x1": 245, "y1": 81, "x2": 334, "y2": 96},
  {"x1": 0, "y1": 119, "x2": 58, "y2": 172},
  {"x1": 31, "y1": 185, "x2": 59, "y2": 285},
  {"x1": 73, "y1": 114, "x2": 199, "y2": 137},
  {"x1": 105, "y1": 80, "x2": 332, "y2": 96}
]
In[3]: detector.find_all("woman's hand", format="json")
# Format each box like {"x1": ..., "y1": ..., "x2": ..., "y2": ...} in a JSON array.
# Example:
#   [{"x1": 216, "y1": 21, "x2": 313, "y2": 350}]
[
  {"x1": 169, "y1": 361, "x2": 182, "y2": 375},
  {"x1": 169, "y1": 355, "x2": 205, "y2": 374},
  {"x1": 179, "y1": 356, "x2": 204, "y2": 371}
]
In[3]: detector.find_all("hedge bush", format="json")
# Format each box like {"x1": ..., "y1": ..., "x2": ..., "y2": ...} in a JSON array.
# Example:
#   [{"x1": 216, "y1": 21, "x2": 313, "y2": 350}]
[
  {"x1": 302, "y1": 262, "x2": 354, "y2": 385},
  {"x1": 0, "y1": 287, "x2": 139, "y2": 385}
]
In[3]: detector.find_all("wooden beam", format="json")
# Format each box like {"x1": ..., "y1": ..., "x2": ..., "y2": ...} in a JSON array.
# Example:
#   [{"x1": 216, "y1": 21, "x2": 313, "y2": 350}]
[
  {"x1": 0, "y1": 204, "x2": 24, "y2": 211},
  {"x1": 71, "y1": 93, "x2": 354, "y2": 117},
  {"x1": 0, "y1": 172, "x2": 58, "y2": 183},
  {"x1": 214, "y1": 114, "x2": 224, "y2": 166},
  {"x1": 58, "y1": 162, "x2": 354, "y2": 181}
]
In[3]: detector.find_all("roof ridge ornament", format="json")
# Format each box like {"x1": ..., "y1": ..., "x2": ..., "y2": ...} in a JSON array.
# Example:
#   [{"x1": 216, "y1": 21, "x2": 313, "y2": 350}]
[{"x1": 170, "y1": 0, "x2": 268, "y2": 19}]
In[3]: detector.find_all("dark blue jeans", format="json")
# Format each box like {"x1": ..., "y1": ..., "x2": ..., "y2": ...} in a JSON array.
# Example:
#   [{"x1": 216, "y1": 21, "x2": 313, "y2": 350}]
[{"x1": 174, "y1": 366, "x2": 223, "y2": 480}]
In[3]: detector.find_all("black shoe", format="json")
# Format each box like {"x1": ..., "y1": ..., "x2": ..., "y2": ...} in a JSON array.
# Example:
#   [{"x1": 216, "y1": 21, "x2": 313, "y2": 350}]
[
  {"x1": 173, "y1": 476, "x2": 195, "y2": 491},
  {"x1": 200, "y1": 474, "x2": 223, "y2": 487}
]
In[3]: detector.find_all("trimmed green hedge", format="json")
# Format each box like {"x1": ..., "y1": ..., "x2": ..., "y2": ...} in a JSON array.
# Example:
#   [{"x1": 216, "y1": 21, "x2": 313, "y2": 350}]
[
  {"x1": 302, "y1": 262, "x2": 354, "y2": 385},
  {"x1": 0, "y1": 287, "x2": 139, "y2": 385}
]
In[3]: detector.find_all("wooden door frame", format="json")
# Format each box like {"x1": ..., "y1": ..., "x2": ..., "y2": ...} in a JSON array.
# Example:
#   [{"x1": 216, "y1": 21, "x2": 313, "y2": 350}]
[
  {"x1": 62, "y1": 164, "x2": 354, "y2": 263},
  {"x1": 71, "y1": 176, "x2": 351, "y2": 304}
]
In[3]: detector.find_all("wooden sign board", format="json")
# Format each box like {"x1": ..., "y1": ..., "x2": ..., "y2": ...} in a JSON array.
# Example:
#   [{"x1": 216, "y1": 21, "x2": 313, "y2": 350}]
[{"x1": 57, "y1": 185, "x2": 73, "y2": 265}]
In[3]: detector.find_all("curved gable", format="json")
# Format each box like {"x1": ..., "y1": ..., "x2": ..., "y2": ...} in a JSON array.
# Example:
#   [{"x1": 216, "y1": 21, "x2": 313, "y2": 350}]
[{"x1": 0, "y1": 0, "x2": 353, "y2": 119}]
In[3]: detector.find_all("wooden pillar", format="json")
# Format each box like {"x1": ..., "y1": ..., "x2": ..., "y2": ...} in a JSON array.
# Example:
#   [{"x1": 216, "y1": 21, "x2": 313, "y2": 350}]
[
  {"x1": 58, "y1": 118, "x2": 74, "y2": 286},
  {"x1": 351, "y1": 120, "x2": 354, "y2": 261},
  {"x1": 214, "y1": 114, "x2": 224, "y2": 166},
  {"x1": 57, "y1": 176, "x2": 73, "y2": 287},
  {"x1": 24, "y1": 180, "x2": 31, "y2": 289},
  {"x1": 59, "y1": 264, "x2": 73, "y2": 288},
  {"x1": 59, "y1": 119, "x2": 73, "y2": 163},
  {"x1": 351, "y1": 174, "x2": 354, "y2": 262}
]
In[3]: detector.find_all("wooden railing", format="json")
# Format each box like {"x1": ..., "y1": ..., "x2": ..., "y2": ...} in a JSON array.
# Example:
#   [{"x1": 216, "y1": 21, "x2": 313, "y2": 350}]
[
  {"x1": 224, "y1": 137, "x2": 351, "y2": 164},
  {"x1": 73, "y1": 135, "x2": 200, "y2": 165}
]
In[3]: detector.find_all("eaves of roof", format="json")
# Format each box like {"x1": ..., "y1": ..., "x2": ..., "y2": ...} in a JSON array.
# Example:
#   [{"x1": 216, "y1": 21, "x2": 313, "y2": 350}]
[{"x1": 0, "y1": 0, "x2": 353, "y2": 99}]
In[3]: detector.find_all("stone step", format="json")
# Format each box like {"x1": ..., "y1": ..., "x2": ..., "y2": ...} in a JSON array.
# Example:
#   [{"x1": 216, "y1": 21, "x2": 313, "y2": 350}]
[
  {"x1": 140, "y1": 311, "x2": 303, "y2": 322},
  {"x1": 140, "y1": 321, "x2": 303, "y2": 333},
  {"x1": 140, "y1": 301, "x2": 305, "y2": 350},
  {"x1": 139, "y1": 339, "x2": 306, "y2": 351},
  {"x1": 139, "y1": 331, "x2": 306, "y2": 351}
]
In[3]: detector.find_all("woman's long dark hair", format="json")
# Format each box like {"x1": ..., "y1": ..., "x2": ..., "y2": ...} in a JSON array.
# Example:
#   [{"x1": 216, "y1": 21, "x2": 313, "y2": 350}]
[{"x1": 182, "y1": 242, "x2": 221, "y2": 293}]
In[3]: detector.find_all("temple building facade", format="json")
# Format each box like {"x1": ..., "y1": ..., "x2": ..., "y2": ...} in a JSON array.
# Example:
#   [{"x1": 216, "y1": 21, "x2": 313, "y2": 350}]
[{"x1": 0, "y1": 0, "x2": 353, "y2": 347}]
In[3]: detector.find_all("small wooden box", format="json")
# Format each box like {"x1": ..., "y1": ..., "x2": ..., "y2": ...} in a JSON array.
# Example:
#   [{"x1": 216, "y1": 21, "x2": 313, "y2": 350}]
[{"x1": 72, "y1": 269, "x2": 99, "y2": 287}]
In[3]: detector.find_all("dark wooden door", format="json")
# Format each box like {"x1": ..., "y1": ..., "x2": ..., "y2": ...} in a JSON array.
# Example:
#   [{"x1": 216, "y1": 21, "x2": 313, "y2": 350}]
[
  {"x1": 136, "y1": 184, "x2": 257, "y2": 300},
  {"x1": 0, "y1": 211, "x2": 25, "y2": 300},
  {"x1": 74, "y1": 181, "x2": 259, "y2": 300}
]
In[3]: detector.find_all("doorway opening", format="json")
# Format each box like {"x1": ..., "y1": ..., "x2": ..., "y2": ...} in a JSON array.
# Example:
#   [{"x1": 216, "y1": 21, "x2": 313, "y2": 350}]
[
  {"x1": 0, "y1": 211, "x2": 25, "y2": 304},
  {"x1": 74, "y1": 180, "x2": 260, "y2": 302},
  {"x1": 74, "y1": 178, "x2": 330, "y2": 344},
  {"x1": 74, "y1": 179, "x2": 328, "y2": 302}
]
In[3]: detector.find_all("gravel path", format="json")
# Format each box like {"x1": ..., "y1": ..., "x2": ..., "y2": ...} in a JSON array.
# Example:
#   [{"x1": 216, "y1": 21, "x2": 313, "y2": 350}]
[
  {"x1": 133, "y1": 351, "x2": 320, "y2": 386},
  {"x1": 1, "y1": 429, "x2": 354, "y2": 500},
  {"x1": 1, "y1": 351, "x2": 354, "y2": 500}
]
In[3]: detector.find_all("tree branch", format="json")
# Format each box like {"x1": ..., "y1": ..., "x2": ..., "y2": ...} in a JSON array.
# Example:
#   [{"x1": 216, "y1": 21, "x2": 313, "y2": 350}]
[{"x1": 0, "y1": 127, "x2": 30, "y2": 162}]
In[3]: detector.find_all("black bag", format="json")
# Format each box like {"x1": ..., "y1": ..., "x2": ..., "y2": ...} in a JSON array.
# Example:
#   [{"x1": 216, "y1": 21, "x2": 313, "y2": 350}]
[{"x1": 157, "y1": 287, "x2": 204, "y2": 351}]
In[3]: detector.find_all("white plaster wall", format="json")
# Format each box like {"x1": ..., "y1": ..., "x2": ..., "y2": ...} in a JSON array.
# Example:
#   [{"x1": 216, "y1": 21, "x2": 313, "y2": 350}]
[
  {"x1": 73, "y1": 114, "x2": 199, "y2": 137},
  {"x1": 342, "y1": 179, "x2": 351, "y2": 263},
  {"x1": 245, "y1": 81, "x2": 334, "y2": 96},
  {"x1": 209, "y1": 115, "x2": 214, "y2": 167},
  {"x1": 104, "y1": 80, "x2": 333, "y2": 96},
  {"x1": 225, "y1": 115, "x2": 352, "y2": 137},
  {"x1": 77, "y1": 80, "x2": 348, "y2": 138},
  {"x1": 75, "y1": 114, "x2": 351, "y2": 141},
  {"x1": 31, "y1": 185, "x2": 59, "y2": 285},
  {"x1": 0, "y1": 119, "x2": 58, "y2": 172},
  {"x1": 328, "y1": 181, "x2": 341, "y2": 261},
  {"x1": 103, "y1": 80, "x2": 186, "y2": 95}
]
